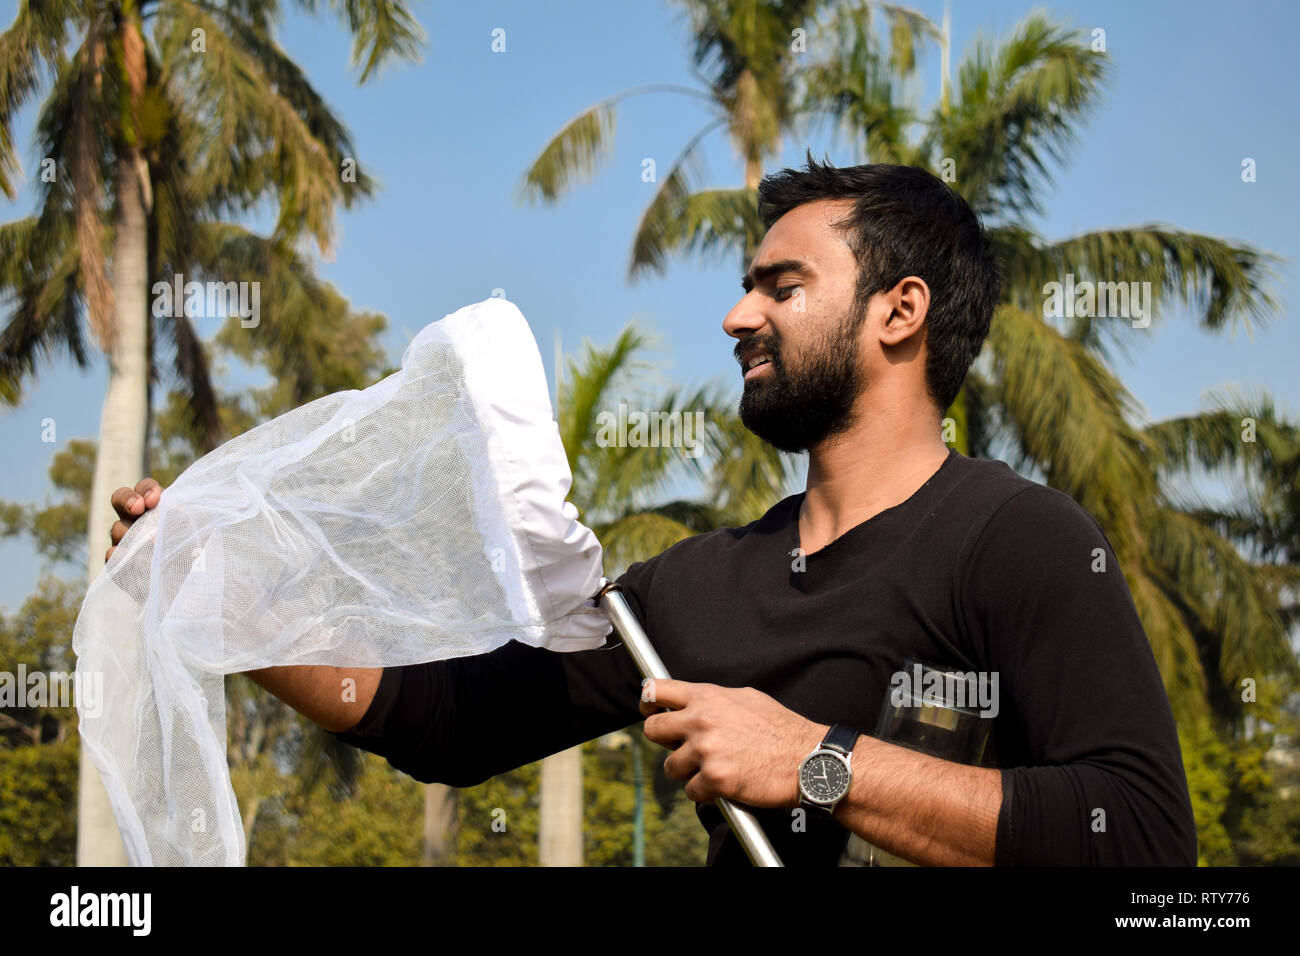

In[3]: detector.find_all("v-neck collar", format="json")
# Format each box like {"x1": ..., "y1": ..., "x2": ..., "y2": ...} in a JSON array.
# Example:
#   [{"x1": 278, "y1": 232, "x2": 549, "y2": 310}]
[{"x1": 788, "y1": 448, "x2": 959, "y2": 559}]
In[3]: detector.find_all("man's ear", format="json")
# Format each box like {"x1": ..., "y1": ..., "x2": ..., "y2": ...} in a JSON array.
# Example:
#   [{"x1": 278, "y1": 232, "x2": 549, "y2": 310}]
[{"x1": 879, "y1": 276, "x2": 930, "y2": 347}]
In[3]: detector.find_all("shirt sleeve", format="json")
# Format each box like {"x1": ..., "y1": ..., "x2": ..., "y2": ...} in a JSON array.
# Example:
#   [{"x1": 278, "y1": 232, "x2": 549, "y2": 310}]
[
  {"x1": 330, "y1": 562, "x2": 652, "y2": 787},
  {"x1": 958, "y1": 484, "x2": 1198, "y2": 866}
]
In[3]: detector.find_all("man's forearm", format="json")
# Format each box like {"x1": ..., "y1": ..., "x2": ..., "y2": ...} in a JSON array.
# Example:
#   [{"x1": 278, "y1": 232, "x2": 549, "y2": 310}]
[{"x1": 831, "y1": 734, "x2": 1002, "y2": 867}]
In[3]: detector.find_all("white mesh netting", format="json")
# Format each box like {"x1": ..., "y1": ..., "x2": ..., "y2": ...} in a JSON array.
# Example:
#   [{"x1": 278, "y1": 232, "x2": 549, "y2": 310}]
[{"x1": 73, "y1": 296, "x2": 610, "y2": 865}]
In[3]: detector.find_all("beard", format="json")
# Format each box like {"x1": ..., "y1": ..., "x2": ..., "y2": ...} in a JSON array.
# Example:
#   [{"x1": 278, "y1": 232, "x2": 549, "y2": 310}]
[{"x1": 737, "y1": 304, "x2": 866, "y2": 454}]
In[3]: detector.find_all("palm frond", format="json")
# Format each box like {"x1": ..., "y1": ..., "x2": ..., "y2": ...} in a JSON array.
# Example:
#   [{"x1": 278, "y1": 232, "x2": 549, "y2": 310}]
[
  {"x1": 160, "y1": 1, "x2": 353, "y2": 254},
  {"x1": 1148, "y1": 507, "x2": 1298, "y2": 693},
  {"x1": 581, "y1": 383, "x2": 721, "y2": 520},
  {"x1": 1023, "y1": 228, "x2": 1282, "y2": 352},
  {"x1": 0, "y1": 0, "x2": 77, "y2": 197},
  {"x1": 180, "y1": 1, "x2": 380, "y2": 212},
  {"x1": 189, "y1": 221, "x2": 386, "y2": 409},
  {"x1": 933, "y1": 13, "x2": 1107, "y2": 219},
  {"x1": 1124, "y1": 563, "x2": 1208, "y2": 723},
  {"x1": 0, "y1": 213, "x2": 87, "y2": 403},
  {"x1": 159, "y1": 310, "x2": 221, "y2": 452},
  {"x1": 881, "y1": 3, "x2": 938, "y2": 74},
  {"x1": 699, "y1": 398, "x2": 797, "y2": 523},
  {"x1": 319, "y1": 0, "x2": 426, "y2": 84},
  {"x1": 797, "y1": 1, "x2": 938, "y2": 157},
  {"x1": 986, "y1": 304, "x2": 1153, "y2": 545},
  {"x1": 518, "y1": 102, "x2": 618, "y2": 205},
  {"x1": 628, "y1": 123, "x2": 756, "y2": 279},
  {"x1": 642, "y1": 184, "x2": 761, "y2": 280},
  {"x1": 558, "y1": 321, "x2": 661, "y2": 476}
]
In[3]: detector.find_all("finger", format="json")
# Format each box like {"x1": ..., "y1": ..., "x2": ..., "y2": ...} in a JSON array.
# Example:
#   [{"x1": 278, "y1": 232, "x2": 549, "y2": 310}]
[
  {"x1": 110, "y1": 519, "x2": 131, "y2": 545},
  {"x1": 642, "y1": 709, "x2": 690, "y2": 749},
  {"x1": 111, "y1": 485, "x2": 140, "y2": 520},
  {"x1": 683, "y1": 775, "x2": 719, "y2": 805},
  {"x1": 638, "y1": 678, "x2": 657, "y2": 717},
  {"x1": 638, "y1": 677, "x2": 695, "y2": 713},
  {"x1": 662, "y1": 741, "x2": 701, "y2": 782},
  {"x1": 638, "y1": 679, "x2": 668, "y2": 719},
  {"x1": 135, "y1": 478, "x2": 162, "y2": 507}
]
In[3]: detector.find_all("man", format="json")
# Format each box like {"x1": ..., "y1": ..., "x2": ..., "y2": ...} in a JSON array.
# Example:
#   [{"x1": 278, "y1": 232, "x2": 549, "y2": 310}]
[{"x1": 107, "y1": 156, "x2": 1198, "y2": 867}]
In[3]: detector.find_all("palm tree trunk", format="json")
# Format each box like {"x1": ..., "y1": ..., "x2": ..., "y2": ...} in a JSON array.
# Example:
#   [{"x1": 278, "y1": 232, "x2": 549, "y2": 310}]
[
  {"x1": 538, "y1": 745, "x2": 583, "y2": 865},
  {"x1": 242, "y1": 797, "x2": 261, "y2": 847},
  {"x1": 422, "y1": 783, "x2": 458, "y2": 865},
  {"x1": 76, "y1": 14, "x2": 151, "y2": 868},
  {"x1": 538, "y1": 340, "x2": 583, "y2": 867},
  {"x1": 740, "y1": 156, "x2": 764, "y2": 268}
]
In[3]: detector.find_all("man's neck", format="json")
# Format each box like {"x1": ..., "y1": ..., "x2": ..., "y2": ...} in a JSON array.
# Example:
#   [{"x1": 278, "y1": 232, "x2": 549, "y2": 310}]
[{"x1": 798, "y1": 388, "x2": 950, "y2": 555}]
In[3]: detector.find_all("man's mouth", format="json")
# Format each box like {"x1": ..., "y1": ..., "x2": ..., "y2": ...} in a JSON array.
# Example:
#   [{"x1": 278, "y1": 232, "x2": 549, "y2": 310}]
[
  {"x1": 743, "y1": 355, "x2": 773, "y2": 380},
  {"x1": 740, "y1": 347, "x2": 774, "y2": 380}
]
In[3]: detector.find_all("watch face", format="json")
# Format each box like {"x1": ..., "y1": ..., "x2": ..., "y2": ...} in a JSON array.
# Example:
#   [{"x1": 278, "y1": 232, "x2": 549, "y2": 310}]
[{"x1": 800, "y1": 752, "x2": 850, "y2": 804}]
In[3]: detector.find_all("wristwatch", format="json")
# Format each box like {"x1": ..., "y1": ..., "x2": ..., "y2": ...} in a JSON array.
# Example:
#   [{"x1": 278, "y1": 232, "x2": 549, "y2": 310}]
[{"x1": 798, "y1": 723, "x2": 860, "y2": 815}]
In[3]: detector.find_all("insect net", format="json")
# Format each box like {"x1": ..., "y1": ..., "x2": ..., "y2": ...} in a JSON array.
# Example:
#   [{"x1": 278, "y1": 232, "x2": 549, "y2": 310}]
[{"x1": 72, "y1": 297, "x2": 610, "y2": 865}]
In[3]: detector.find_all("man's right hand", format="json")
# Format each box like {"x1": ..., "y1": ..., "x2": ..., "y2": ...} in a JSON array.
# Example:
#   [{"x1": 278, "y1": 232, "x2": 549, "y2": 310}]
[{"x1": 107, "y1": 478, "x2": 164, "y2": 563}]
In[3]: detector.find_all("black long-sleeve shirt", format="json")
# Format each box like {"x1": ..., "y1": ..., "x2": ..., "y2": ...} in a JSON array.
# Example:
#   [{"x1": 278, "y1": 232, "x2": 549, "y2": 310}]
[{"x1": 334, "y1": 450, "x2": 1198, "y2": 866}]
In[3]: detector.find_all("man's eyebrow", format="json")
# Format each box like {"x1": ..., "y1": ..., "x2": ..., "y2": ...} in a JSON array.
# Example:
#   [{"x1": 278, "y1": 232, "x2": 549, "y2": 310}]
[{"x1": 741, "y1": 259, "x2": 809, "y2": 293}]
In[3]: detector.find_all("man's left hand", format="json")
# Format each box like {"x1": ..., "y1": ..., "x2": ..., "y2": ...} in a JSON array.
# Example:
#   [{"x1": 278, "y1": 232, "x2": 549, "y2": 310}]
[{"x1": 638, "y1": 678, "x2": 827, "y2": 809}]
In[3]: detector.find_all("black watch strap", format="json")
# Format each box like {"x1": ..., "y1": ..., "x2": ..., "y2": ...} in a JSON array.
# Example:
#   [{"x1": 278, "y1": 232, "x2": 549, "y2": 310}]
[{"x1": 821, "y1": 722, "x2": 860, "y2": 755}]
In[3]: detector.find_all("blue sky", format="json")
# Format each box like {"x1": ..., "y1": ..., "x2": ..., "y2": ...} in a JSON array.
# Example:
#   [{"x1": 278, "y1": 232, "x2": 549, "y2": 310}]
[{"x1": 1, "y1": 0, "x2": 1297, "y2": 611}]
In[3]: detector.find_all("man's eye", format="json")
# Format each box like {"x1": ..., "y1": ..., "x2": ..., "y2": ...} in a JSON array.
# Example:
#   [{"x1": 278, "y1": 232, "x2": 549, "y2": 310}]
[{"x1": 775, "y1": 286, "x2": 798, "y2": 301}]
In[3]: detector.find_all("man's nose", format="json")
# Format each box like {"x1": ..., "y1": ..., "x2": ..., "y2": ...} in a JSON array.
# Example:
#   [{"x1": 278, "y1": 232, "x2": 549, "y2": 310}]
[{"x1": 723, "y1": 292, "x2": 765, "y2": 340}]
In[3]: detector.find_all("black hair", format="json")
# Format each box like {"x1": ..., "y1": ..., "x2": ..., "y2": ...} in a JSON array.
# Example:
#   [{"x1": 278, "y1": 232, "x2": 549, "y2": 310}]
[{"x1": 757, "y1": 151, "x2": 1001, "y2": 411}]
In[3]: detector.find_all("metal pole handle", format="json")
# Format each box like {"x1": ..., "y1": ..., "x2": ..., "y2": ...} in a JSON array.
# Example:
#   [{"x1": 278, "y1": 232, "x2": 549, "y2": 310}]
[{"x1": 595, "y1": 580, "x2": 784, "y2": 867}]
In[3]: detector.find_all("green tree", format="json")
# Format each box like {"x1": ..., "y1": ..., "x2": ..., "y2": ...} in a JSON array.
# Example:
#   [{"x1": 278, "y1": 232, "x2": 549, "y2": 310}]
[
  {"x1": 0, "y1": 0, "x2": 424, "y2": 863},
  {"x1": 0, "y1": 444, "x2": 92, "y2": 868},
  {"x1": 246, "y1": 752, "x2": 424, "y2": 867},
  {"x1": 519, "y1": 0, "x2": 936, "y2": 273},
  {"x1": 1144, "y1": 391, "x2": 1300, "y2": 863},
  {"x1": 454, "y1": 760, "x2": 541, "y2": 867},
  {"x1": 0, "y1": 578, "x2": 84, "y2": 866}
]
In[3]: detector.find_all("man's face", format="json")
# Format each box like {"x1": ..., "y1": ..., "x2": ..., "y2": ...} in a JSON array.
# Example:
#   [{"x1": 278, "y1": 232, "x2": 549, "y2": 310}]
[{"x1": 724, "y1": 199, "x2": 866, "y2": 453}]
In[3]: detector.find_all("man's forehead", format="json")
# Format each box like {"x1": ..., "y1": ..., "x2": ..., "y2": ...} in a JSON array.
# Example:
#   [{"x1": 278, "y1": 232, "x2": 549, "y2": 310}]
[{"x1": 747, "y1": 198, "x2": 856, "y2": 275}]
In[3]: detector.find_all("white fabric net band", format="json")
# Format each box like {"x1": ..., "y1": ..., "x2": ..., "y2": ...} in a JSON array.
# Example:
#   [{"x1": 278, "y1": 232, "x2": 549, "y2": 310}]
[{"x1": 73, "y1": 297, "x2": 609, "y2": 865}]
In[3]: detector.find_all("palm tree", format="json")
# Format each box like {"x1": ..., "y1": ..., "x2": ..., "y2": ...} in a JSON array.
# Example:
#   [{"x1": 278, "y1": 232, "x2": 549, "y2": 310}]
[
  {"x1": 1145, "y1": 391, "x2": 1299, "y2": 571},
  {"x1": 0, "y1": 0, "x2": 424, "y2": 865},
  {"x1": 518, "y1": 0, "x2": 937, "y2": 276},
  {"x1": 1142, "y1": 392, "x2": 1300, "y2": 711}
]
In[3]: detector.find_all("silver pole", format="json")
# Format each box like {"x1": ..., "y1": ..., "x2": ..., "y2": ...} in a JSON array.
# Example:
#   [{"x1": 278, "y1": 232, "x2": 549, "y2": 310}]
[{"x1": 596, "y1": 580, "x2": 784, "y2": 867}]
